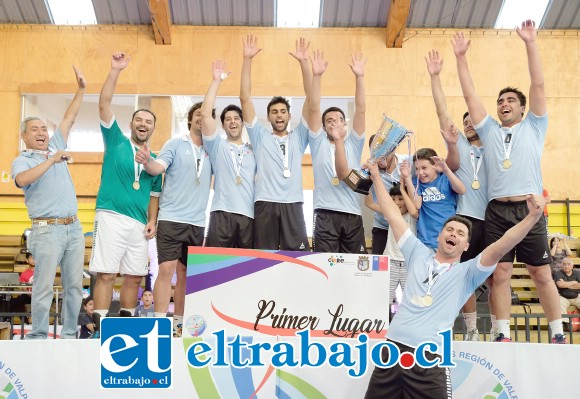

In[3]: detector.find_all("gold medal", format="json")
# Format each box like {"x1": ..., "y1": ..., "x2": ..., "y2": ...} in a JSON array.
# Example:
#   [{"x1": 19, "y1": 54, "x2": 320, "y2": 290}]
[
  {"x1": 422, "y1": 294, "x2": 433, "y2": 307},
  {"x1": 471, "y1": 180, "x2": 480, "y2": 190},
  {"x1": 503, "y1": 159, "x2": 512, "y2": 169},
  {"x1": 236, "y1": 176, "x2": 242, "y2": 185},
  {"x1": 331, "y1": 177, "x2": 340, "y2": 186},
  {"x1": 132, "y1": 181, "x2": 140, "y2": 190}
]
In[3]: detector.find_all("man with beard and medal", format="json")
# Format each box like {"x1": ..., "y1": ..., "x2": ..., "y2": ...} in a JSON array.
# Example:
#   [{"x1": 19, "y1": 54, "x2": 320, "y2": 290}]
[
  {"x1": 305, "y1": 49, "x2": 367, "y2": 254},
  {"x1": 90, "y1": 52, "x2": 161, "y2": 332},
  {"x1": 135, "y1": 102, "x2": 213, "y2": 337},
  {"x1": 364, "y1": 159, "x2": 547, "y2": 399},
  {"x1": 454, "y1": 20, "x2": 566, "y2": 344},
  {"x1": 240, "y1": 34, "x2": 310, "y2": 251},
  {"x1": 200, "y1": 59, "x2": 256, "y2": 248},
  {"x1": 426, "y1": 49, "x2": 490, "y2": 342}
]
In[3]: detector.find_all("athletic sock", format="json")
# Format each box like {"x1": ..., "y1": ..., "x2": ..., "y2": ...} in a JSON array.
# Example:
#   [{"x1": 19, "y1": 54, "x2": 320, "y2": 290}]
[
  {"x1": 497, "y1": 319, "x2": 510, "y2": 336},
  {"x1": 549, "y1": 319, "x2": 564, "y2": 337},
  {"x1": 463, "y1": 312, "x2": 477, "y2": 331}
]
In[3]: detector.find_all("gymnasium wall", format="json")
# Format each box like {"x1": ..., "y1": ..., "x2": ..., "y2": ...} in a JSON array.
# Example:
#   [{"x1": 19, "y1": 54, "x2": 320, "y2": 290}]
[{"x1": 0, "y1": 25, "x2": 577, "y2": 228}]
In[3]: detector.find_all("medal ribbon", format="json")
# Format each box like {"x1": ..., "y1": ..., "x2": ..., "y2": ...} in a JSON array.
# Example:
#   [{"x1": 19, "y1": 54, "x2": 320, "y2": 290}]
[
  {"x1": 229, "y1": 143, "x2": 245, "y2": 182},
  {"x1": 186, "y1": 134, "x2": 205, "y2": 182},
  {"x1": 502, "y1": 129, "x2": 515, "y2": 164},
  {"x1": 469, "y1": 148, "x2": 483, "y2": 183},
  {"x1": 130, "y1": 141, "x2": 144, "y2": 186},
  {"x1": 425, "y1": 258, "x2": 457, "y2": 296}
]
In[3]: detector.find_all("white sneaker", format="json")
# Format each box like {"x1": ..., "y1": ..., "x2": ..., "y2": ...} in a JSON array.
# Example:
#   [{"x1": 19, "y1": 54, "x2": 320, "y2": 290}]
[
  {"x1": 489, "y1": 327, "x2": 499, "y2": 342},
  {"x1": 466, "y1": 328, "x2": 480, "y2": 341}
]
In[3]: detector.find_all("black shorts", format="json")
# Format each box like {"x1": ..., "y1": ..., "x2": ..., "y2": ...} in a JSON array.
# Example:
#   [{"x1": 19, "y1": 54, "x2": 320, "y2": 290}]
[
  {"x1": 484, "y1": 200, "x2": 552, "y2": 266},
  {"x1": 253, "y1": 201, "x2": 309, "y2": 251},
  {"x1": 364, "y1": 340, "x2": 452, "y2": 399},
  {"x1": 156, "y1": 220, "x2": 204, "y2": 265},
  {"x1": 459, "y1": 215, "x2": 485, "y2": 262},
  {"x1": 372, "y1": 227, "x2": 389, "y2": 255},
  {"x1": 205, "y1": 211, "x2": 254, "y2": 248},
  {"x1": 312, "y1": 209, "x2": 367, "y2": 254}
]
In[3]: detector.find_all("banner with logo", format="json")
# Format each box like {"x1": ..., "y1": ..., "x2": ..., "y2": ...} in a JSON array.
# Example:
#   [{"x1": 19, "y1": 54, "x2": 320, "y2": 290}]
[
  {"x1": 181, "y1": 248, "x2": 391, "y2": 398},
  {"x1": 0, "y1": 246, "x2": 578, "y2": 398},
  {"x1": 1, "y1": 331, "x2": 579, "y2": 398}
]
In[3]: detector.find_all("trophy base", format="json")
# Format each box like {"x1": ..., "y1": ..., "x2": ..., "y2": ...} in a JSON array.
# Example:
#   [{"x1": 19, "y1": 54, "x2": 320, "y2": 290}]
[{"x1": 344, "y1": 169, "x2": 373, "y2": 195}]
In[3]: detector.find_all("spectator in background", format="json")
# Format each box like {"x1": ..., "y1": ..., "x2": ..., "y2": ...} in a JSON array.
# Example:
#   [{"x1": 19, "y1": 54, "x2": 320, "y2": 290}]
[
  {"x1": 135, "y1": 289, "x2": 154, "y2": 317},
  {"x1": 19, "y1": 252, "x2": 35, "y2": 284},
  {"x1": 542, "y1": 188, "x2": 550, "y2": 232},
  {"x1": 79, "y1": 296, "x2": 96, "y2": 339},
  {"x1": 554, "y1": 258, "x2": 580, "y2": 324},
  {"x1": 550, "y1": 236, "x2": 572, "y2": 273}
]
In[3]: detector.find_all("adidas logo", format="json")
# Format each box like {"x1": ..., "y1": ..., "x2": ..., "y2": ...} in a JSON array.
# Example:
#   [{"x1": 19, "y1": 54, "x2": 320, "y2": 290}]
[
  {"x1": 299, "y1": 243, "x2": 305, "y2": 250},
  {"x1": 543, "y1": 251, "x2": 548, "y2": 259},
  {"x1": 422, "y1": 187, "x2": 446, "y2": 202}
]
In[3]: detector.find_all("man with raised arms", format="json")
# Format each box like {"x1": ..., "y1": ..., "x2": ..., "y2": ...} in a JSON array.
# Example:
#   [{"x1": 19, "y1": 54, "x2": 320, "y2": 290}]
[
  {"x1": 12, "y1": 66, "x2": 86, "y2": 339},
  {"x1": 305, "y1": 49, "x2": 367, "y2": 253},
  {"x1": 135, "y1": 100, "x2": 213, "y2": 336},
  {"x1": 453, "y1": 20, "x2": 565, "y2": 343},
  {"x1": 364, "y1": 158, "x2": 547, "y2": 398},
  {"x1": 90, "y1": 52, "x2": 161, "y2": 330},
  {"x1": 200, "y1": 59, "x2": 256, "y2": 248},
  {"x1": 426, "y1": 49, "x2": 491, "y2": 341},
  {"x1": 240, "y1": 34, "x2": 310, "y2": 251}
]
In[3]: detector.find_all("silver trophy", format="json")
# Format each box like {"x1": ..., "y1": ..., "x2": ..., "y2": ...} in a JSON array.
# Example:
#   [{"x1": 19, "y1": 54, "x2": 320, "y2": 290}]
[{"x1": 345, "y1": 114, "x2": 411, "y2": 195}]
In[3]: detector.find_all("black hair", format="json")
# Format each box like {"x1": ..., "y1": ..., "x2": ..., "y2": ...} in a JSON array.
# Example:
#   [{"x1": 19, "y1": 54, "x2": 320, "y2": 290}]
[
  {"x1": 497, "y1": 86, "x2": 527, "y2": 113},
  {"x1": 187, "y1": 102, "x2": 216, "y2": 130},
  {"x1": 322, "y1": 107, "x2": 346, "y2": 128},
  {"x1": 83, "y1": 296, "x2": 93, "y2": 306},
  {"x1": 389, "y1": 184, "x2": 402, "y2": 197},
  {"x1": 442, "y1": 215, "x2": 473, "y2": 242},
  {"x1": 220, "y1": 104, "x2": 243, "y2": 124},
  {"x1": 267, "y1": 96, "x2": 290, "y2": 114},
  {"x1": 132, "y1": 109, "x2": 157, "y2": 124}
]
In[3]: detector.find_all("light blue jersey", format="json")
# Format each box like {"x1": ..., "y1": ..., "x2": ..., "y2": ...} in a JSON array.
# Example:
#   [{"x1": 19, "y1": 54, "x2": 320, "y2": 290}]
[
  {"x1": 456, "y1": 134, "x2": 487, "y2": 220},
  {"x1": 12, "y1": 129, "x2": 78, "y2": 218},
  {"x1": 245, "y1": 117, "x2": 309, "y2": 203},
  {"x1": 309, "y1": 128, "x2": 365, "y2": 214},
  {"x1": 474, "y1": 113, "x2": 547, "y2": 200},
  {"x1": 203, "y1": 132, "x2": 256, "y2": 219},
  {"x1": 156, "y1": 134, "x2": 212, "y2": 227},
  {"x1": 387, "y1": 230, "x2": 495, "y2": 353},
  {"x1": 370, "y1": 154, "x2": 410, "y2": 229}
]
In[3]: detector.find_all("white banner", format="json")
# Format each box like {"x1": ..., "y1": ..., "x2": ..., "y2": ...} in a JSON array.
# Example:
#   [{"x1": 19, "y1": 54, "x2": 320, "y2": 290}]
[{"x1": 0, "y1": 247, "x2": 578, "y2": 398}]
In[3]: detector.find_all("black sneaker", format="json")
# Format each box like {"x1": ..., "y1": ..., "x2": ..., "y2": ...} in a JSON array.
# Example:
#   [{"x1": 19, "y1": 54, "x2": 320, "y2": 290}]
[{"x1": 119, "y1": 310, "x2": 133, "y2": 317}]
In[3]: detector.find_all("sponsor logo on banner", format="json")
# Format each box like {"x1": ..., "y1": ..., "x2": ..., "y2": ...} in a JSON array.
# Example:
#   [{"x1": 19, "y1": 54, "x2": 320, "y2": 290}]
[
  {"x1": 451, "y1": 351, "x2": 518, "y2": 398},
  {"x1": 357, "y1": 256, "x2": 370, "y2": 271},
  {"x1": 184, "y1": 329, "x2": 455, "y2": 378},
  {"x1": 327, "y1": 255, "x2": 345, "y2": 266},
  {"x1": 372, "y1": 255, "x2": 389, "y2": 271},
  {"x1": 0, "y1": 361, "x2": 28, "y2": 398},
  {"x1": 100, "y1": 318, "x2": 172, "y2": 389}
]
